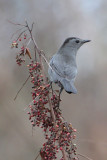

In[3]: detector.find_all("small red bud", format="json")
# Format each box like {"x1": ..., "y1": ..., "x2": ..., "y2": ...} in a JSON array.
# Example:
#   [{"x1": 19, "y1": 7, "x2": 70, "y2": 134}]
[
  {"x1": 31, "y1": 122, "x2": 35, "y2": 125},
  {"x1": 60, "y1": 147, "x2": 63, "y2": 150},
  {"x1": 73, "y1": 129, "x2": 77, "y2": 132},
  {"x1": 33, "y1": 100, "x2": 36, "y2": 103},
  {"x1": 56, "y1": 125, "x2": 59, "y2": 128},
  {"x1": 73, "y1": 135, "x2": 76, "y2": 139},
  {"x1": 67, "y1": 132, "x2": 70, "y2": 136}
]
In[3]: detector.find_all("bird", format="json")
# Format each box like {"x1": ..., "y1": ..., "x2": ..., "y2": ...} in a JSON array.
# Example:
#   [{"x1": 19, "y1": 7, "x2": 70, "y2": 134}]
[{"x1": 48, "y1": 37, "x2": 91, "y2": 95}]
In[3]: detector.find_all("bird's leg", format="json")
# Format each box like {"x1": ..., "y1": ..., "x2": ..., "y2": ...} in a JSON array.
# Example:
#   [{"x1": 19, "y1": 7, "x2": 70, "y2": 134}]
[
  {"x1": 59, "y1": 87, "x2": 63, "y2": 99},
  {"x1": 50, "y1": 81, "x2": 54, "y2": 95},
  {"x1": 57, "y1": 87, "x2": 63, "y2": 107}
]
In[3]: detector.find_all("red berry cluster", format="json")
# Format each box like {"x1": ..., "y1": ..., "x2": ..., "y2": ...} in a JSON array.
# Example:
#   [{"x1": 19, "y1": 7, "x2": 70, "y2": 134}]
[
  {"x1": 26, "y1": 60, "x2": 78, "y2": 159},
  {"x1": 58, "y1": 122, "x2": 77, "y2": 159},
  {"x1": 11, "y1": 34, "x2": 28, "y2": 66},
  {"x1": 18, "y1": 34, "x2": 27, "y2": 41},
  {"x1": 16, "y1": 55, "x2": 25, "y2": 66},
  {"x1": 40, "y1": 142, "x2": 58, "y2": 160},
  {"x1": 27, "y1": 61, "x2": 52, "y2": 128},
  {"x1": 15, "y1": 46, "x2": 26, "y2": 65}
]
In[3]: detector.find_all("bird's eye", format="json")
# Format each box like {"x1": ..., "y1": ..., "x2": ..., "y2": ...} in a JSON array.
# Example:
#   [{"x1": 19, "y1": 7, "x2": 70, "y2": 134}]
[{"x1": 76, "y1": 40, "x2": 79, "y2": 43}]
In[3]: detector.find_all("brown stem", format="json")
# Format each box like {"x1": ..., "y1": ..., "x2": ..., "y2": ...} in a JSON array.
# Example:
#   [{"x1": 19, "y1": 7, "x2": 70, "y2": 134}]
[
  {"x1": 35, "y1": 152, "x2": 40, "y2": 160},
  {"x1": 39, "y1": 53, "x2": 56, "y2": 127},
  {"x1": 14, "y1": 75, "x2": 30, "y2": 100},
  {"x1": 62, "y1": 148, "x2": 67, "y2": 160},
  {"x1": 78, "y1": 153, "x2": 93, "y2": 160},
  {"x1": 16, "y1": 29, "x2": 28, "y2": 41},
  {"x1": 11, "y1": 26, "x2": 26, "y2": 39},
  {"x1": 8, "y1": 19, "x2": 26, "y2": 26}
]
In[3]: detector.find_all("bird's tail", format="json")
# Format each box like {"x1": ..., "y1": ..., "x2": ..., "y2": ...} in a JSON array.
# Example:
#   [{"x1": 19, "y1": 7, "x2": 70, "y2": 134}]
[{"x1": 60, "y1": 79, "x2": 77, "y2": 94}]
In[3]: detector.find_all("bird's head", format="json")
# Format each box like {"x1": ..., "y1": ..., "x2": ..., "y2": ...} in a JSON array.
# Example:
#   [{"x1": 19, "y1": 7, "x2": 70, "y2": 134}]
[{"x1": 61, "y1": 37, "x2": 91, "y2": 50}]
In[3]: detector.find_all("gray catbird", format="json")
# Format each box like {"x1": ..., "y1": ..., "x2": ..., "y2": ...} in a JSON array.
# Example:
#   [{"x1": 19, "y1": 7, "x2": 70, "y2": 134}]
[{"x1": 48, "y1": 37, "x2": 90, "y2": 94}]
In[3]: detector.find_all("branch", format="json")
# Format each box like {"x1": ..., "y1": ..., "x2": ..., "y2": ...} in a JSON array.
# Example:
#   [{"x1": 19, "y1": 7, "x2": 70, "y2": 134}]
[
  {"x1": 16, "y1": 29, "x2": 28, "y2": 42},
  {"x1": 14, "y1": 75, "x2": 30, "y2": 100},
  {"x1": 78, "y1": 153, "x2": 93, "y2": 160},
  {"x1": 11, "y1": 26, "x2": 26, "y2": 39},
  {"x1": 35, "y1": 152, "x2": 40, "y2": 160},
  {"x1": 8, "y1": 19, "x2": 26, "y2": 27}
]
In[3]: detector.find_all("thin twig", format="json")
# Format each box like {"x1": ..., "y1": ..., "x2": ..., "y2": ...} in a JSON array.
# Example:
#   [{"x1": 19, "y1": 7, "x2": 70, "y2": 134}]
[
  {"x1": 78, "y1": 153, "x2": 93, "y2": 160},
  {"x1": 41, "y1": 53, "x2": 53, "y2": 70},
  {"x1": 25, "y1": 21, "x2": 40, "y2": 53},
  {"x1": 26, "y1": 37, "x2": 31, "y2": 47},
  {"x1": 31, "y1": 22, "x2": 34, "y2": 32},
  {"x1": 7, "y1": 19, "x2": 26, "y2": 27},
  {"x1": 11, "y1": 26, "x2": 26, "y2": 39},
  {"x1": 16, "y1": 29, "x2": 28, "y2": 41},
  {"x1": 14, "y1": 75, "x2": 30, "y2": 100},
  {"x1": 34, "y1": 46, "x2": 37, "y2": 60},
  {"x1": 24, "y1": 38, "x2": 32, "y2": 57},
  {"x1": 35, "y1": 152, "x2": 40, "y2": 160}
]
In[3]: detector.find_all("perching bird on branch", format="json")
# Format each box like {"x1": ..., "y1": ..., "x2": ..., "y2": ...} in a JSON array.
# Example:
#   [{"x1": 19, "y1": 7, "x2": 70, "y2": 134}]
[{"x1": 48, "y1": 37, "x2": 91, "y2": 94}]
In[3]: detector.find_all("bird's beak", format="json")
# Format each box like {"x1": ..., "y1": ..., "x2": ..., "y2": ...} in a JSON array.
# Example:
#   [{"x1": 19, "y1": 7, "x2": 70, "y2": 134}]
[{"x1": 82, "y1": 40, "x2": 91, "y2": 43}]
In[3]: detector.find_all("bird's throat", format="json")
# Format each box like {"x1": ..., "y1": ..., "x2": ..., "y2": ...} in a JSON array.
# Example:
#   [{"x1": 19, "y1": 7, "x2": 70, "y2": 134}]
[{"x1": 59, "y1": 47, "x2": 77, "y2": 64}]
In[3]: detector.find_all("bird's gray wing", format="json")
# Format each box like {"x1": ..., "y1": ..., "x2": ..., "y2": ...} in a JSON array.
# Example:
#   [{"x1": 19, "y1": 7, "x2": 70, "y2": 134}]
[
  {"x1": 48, "y1": 56, "x2": 77, "y2": 94},
  {"x1": 50, "y1": 58, "x2": 66, "y2": 78},
  {"x1": 48, "y1": 56, "x2": 64, "y2": 82}
]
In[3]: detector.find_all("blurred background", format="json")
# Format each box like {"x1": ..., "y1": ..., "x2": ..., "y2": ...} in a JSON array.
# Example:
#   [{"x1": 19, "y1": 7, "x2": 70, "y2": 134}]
[{"x1": 0, "y1": 0, "x2": 107, "y2": 160}]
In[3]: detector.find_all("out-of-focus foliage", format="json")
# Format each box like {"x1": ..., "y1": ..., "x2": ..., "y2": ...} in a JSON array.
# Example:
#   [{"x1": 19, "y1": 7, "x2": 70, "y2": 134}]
[{"x1": 0, "y1": 0, "x2": 107, "y2": 160}]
